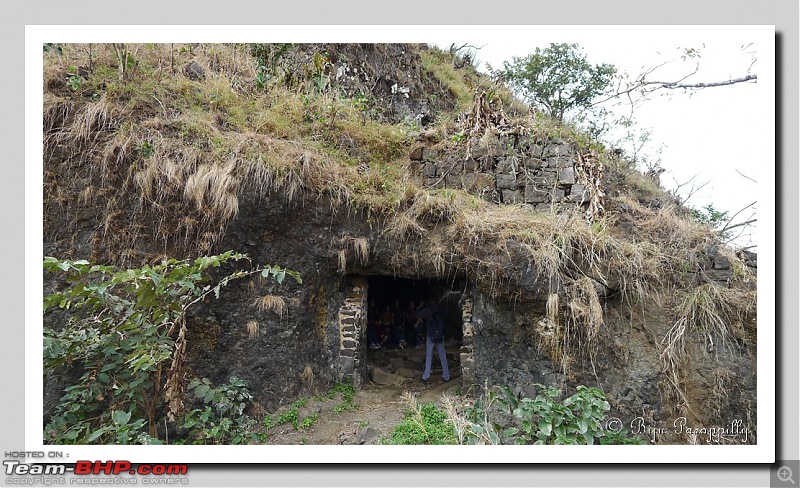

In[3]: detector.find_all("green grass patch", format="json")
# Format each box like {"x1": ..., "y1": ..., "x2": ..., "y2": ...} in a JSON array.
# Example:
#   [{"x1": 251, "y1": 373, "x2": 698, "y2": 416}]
[
  {"x1": 383, "y1": 401, "x2": 457, "y2": 445},
  {"x1": 419, "y1": 49, "x2": 474, "y2": 112}
]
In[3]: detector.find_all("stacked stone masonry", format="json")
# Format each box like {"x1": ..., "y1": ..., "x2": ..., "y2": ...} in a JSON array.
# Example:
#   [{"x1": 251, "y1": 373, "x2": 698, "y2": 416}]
[
  {"x1": 410, "y1": 136, "x2": 589, "y2": 212},
  {"x1": 460, "y1": 297, "x2": 474, "y2": 386},
  {"x1": 337, "y1": 277, "x2": 368, "y2": 387}
]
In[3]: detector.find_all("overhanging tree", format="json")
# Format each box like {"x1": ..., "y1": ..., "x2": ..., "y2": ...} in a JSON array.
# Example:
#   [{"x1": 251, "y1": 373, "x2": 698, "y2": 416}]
[{"x1": 500, "y1": 43, "x2": 616, "y2": 122}]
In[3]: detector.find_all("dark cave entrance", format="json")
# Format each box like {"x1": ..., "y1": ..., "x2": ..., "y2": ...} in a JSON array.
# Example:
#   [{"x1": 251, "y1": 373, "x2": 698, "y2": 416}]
[{"x1": 362, "y1": 275, "x2": 466, "y2": 385}]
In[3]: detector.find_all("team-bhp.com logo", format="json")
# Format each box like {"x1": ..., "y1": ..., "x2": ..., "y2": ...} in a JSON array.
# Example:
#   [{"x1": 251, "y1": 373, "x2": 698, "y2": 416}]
[{"x1": 5, "y1": 460, "x2": 188, "y2": 484}]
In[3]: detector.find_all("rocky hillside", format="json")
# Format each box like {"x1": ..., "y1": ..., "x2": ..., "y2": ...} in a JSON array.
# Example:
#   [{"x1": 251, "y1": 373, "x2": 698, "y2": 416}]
[{"x1": 42, "y1": 43, "x2": 757, "y2": 444}]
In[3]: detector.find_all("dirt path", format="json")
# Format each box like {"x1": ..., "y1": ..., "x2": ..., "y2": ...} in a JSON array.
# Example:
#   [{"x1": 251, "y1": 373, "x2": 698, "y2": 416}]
[{"x1": 260, "y1": 343, "x2": 462, "y2": 445}]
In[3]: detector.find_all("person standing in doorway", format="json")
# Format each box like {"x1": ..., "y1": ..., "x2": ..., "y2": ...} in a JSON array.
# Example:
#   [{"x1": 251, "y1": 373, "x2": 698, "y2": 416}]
[{"x1": 415, "y1": 297, "x2": 450, "y2": 383}]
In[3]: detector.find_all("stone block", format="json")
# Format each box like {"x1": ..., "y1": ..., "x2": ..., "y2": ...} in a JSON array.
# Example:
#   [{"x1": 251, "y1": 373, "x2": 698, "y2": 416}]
[
  {"x1": 184, "y1": 61, "x2": 205, "y2": 81},
  {"x1": 422, "y1": 162, "x2": 437, "y2": 177},
  {"x1": 465, "y1": 173, "x2": 495, "y2": 192},
  {"x1": 422, "y1": 148, "x2": 438, "y2": 161},
  {"x1": 489, "y1": 143, "x2": 504, "y2": 155},
  {"x1": 389, "y1": 357, "x2": 407, "y2": 371},
  {"x1": 469, "y1": 145, "x2": 488, "y2": 159},
  {"x1": 464, "y1": 158, "x2": 478, "y2": 171},
  {"x1": 496, "y1": 174, "x2": 517, "y2": 190},
  {"x1": 341, "y1": 317, "x2": 356, "y2": 325},
  {"x1": 342, "y1": 339, "x2": 357, "y2": 349},
  {"x1": 445, "y1": 174, "x2": 463, "y2": 188},
  {"x1": 356, "y1": 425, "x2": 379, "y2": 445},
  {"x1": 523, "y1": 158, "x2": 542, "y2": 170},
  {"x1": 496, "y1": 158, "x2": 514, "y2": 173},
  {"x1": 568, "y1": 184, "x2": 587, "y2": 202},
  {"x1": 409, "y1": 145, "x2": 424, "y2": 161},
  {"x1": 370, "y1": 367, "x2": 409, "y2": 386},
  {"x1": 530, "y1": 171, "x2": 557, "y2": 187},
  {"x1": 395, "y1": 367, "x2": 417, "y2": 379},
  {"x1": 502, "y1": 189, "x2": 520, "y2": 204},
  {"x1": 704, "y1": 269, "x2": 732, "y2": 283},
  {"x1": 340, "y1": 348, "x2": 355, "y2": 358},
  {"x1": 545, "y1": 143, "x2": 572, "y2": 157},
  {"x1": 558, "y1": 167, "x2": 576, "y2": 185},
  {"x1": 524, "y1": 185, "x2": 549, "y2": 204},
  {"x1": 424, "y1": 177, "x2": 443, "y2": 189},
  {"x1": 340, "y1": 356, "x2": 355, "y2": 375},
  {"x1": 553, "y1": 155, "x2": 574, "y2": 168},
  {"x1": 552, "y1": 188, "x2": 566, "y2": 201},
  {"x1": 713, "y1": 255, "x2": 731, "y2": 270}
]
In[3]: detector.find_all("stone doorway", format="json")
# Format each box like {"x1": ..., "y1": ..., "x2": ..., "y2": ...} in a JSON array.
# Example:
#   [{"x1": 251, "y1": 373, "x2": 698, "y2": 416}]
[{"x1": 361, "y1": 276, "x2": 469, "y2": 387}]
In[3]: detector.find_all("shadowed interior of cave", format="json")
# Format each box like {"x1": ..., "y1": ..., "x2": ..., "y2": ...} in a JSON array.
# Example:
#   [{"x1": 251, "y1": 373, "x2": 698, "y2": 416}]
[
  {"x1": 363, "y1": 276, "x2": 465, "y2": 384},
  {"x1": 366, "y1": 276, "x2": 465, "y2": 342}
]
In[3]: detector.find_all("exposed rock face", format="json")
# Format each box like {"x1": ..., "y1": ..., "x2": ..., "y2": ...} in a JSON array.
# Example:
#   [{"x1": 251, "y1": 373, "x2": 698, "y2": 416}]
[
  {"x1": 43, "y1": 147, "x2": 757, "y2": 436},
  {"x1": 279, "y1": 43, "x2": 458, "y2": 127},
  {"x1": 42, "y1": 43, "x2": 757, "y2": 444}
]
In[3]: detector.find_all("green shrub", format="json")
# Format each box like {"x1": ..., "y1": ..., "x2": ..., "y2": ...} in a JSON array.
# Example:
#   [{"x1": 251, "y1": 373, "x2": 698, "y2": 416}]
[
  {"x1": 458, "y1": 384, "x2": 644, "y2": 445},
  {"x1": 180, "y1": 376, "x2": 256, "y2": 445},
  {"x1": 42, "y1": 252, "x2": 298, "y2": 444},
  {"x1": 328, "y1": 381, "x2": 356, "y2": 414},
  {"x1": 385, "y1": 400, "x2": 457, "y2": 445}
]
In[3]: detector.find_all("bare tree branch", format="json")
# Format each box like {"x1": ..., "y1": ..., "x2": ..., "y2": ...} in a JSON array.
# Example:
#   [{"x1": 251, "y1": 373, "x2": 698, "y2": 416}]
[
  {"x1": 669, "y1": 173, "x2": 710, "y2": 206},
  {"x1": 721, "y1": 201, "x2": 757, "y2": 232},
  {"x1": 735, "y1": 168, "x2": 757, "y2": 183},
  {"x1": 641, "y1": 74, "x2": 756, "y2": 90},
  {"x1": 722, "y1": 218, "x2": 757, "y2": 233}
]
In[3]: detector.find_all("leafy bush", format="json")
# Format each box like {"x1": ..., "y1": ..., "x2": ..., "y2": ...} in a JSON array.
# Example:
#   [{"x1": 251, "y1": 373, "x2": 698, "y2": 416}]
[
  {"x1": 384, "y1": 397, "x2": 457, "y2": 445},
  {"x1": 180, "y1": 376, "x2": 256, "y2": 445},
  {"x1": 43, "y1": 252, "x2": 299, "y2": 444},
  {"x1": 454, "y1": 384, "x2": 643, "y2": 445}
]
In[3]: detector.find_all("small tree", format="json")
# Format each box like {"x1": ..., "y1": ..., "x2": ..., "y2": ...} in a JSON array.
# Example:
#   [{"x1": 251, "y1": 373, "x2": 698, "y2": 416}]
[{"x1": 501, "y1": 43, "x2": 616, "y2": 122}]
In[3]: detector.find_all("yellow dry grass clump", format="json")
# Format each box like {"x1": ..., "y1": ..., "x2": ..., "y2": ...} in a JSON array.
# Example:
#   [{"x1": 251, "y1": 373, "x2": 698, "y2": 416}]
[{"x1": 254, "y1": 295, "x2": 287, "y2": 318}]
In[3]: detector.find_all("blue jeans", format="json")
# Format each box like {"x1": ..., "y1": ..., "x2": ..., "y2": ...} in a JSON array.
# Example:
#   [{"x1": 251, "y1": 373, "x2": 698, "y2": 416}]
[{"x1": 422, "y1": 337, "x2": 450, "y2": 381}]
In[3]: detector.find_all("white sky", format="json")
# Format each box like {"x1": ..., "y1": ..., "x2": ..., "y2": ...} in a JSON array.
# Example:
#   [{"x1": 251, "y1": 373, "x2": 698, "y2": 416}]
[{"x1": 425, "y1": 25, "x2": 773, "y2": 249}]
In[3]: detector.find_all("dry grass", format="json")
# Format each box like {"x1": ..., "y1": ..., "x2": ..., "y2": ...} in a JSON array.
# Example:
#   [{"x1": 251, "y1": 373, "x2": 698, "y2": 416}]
[
  {"x1": 246, "y1": 320, "x2": 259, "y2": 338},
  {"x1": 350, "y1": 237, "x2": 370, "y2": 265},
  {"x1": 183, "y1": 160, "x2": 241, "y2": 222},
  {"x1": 336, "y1": 236, "x2": 371, "y2": 274},
  {"x1": 337, "y1": 249, "x2": 347, "y2": 274},
  {"x1": 253, "y1": 295, "x2": 287, "y2": 318},
  {"x1": 566, "y1": 277, "x2": 604, "y2": 344},
  {"x1": 660, "y1": 283, "x2": 754, "y2": 411},
  {"x1": 709, "y1": 369, "x2": 732, "y2": 421},
  {"x1": 300, "y1": 365, "x2": 315, "y2": 387}
]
